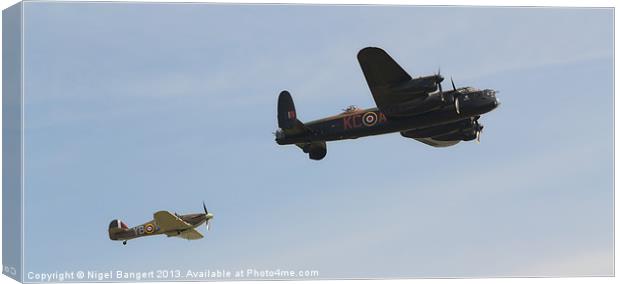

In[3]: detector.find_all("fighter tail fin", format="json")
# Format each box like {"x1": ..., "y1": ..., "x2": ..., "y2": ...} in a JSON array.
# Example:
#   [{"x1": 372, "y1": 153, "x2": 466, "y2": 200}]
[{"x1": 108, "y1": 219, "x2": 129, "y2": 240}]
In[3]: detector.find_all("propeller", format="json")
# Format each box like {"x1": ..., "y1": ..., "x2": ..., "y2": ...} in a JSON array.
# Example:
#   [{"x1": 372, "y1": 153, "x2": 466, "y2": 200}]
[
  {"x1": 473, "y1": 116, "x2": 483, "y2": 143},
  {"x1": 435, "y1": 68, "x2": 445, "y2": 102},
  {"x1": 203, "y1": 201, "x2": 213, "y2": 231},
  {"x1": 451, "y1": 77, "x2": 460, "y2": 114}
]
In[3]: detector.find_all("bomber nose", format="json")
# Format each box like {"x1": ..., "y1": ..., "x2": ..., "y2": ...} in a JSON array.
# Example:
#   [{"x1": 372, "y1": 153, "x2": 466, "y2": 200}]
[{"x1": 485, "y1": 89, "x2": 500, "y2": 107}]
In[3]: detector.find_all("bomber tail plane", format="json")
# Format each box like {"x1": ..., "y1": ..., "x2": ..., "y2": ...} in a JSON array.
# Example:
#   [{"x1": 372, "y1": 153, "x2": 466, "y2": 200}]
[
  {"x1": 275, "y1": 91, "x2": 328, "y2": 160},
  {"x1": 277, "y1": 90, "x2": 298, "y2": 129},
  {"x1": 277, "y1": 90, "x2": 309, "y2": 136}
]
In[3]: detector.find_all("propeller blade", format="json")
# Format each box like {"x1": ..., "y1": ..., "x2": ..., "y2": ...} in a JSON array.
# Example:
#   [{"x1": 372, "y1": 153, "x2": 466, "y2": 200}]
[
  {"x1": 202, "y1": 201, "x2": 212, "y2": 230},
  {"x1": 452, "y1": 77, "x2": 460, "y2": 114},
  {"x1": 438, "y1": 81, "x2": 444, "y2": 102},
  {"x1": 434, "y1": 68, "x2": 445, "y2": 102},
  {"x1": 206, "y1": 218, "x2": 213, "y2": 231},
  {"x1": 474, "y1": 118, "x2": 483, "y2": 143}
]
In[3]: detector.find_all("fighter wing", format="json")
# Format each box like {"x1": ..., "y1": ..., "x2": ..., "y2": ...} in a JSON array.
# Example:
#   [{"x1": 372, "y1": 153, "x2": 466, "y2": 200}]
[
  {"x1": 358, "y1": 47, "x2": 428, "y2": 112},
  {"x1": 176, "y1": 228, "x2": 204, "y2": 240},
  {"x1": 154, "y1": 211, "x2": 193, "y2": 232}
]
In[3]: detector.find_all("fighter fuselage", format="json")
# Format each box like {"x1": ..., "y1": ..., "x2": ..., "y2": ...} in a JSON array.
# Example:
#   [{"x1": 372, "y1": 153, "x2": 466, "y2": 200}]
[{"x1": 109, "y1": 213, "x2": 210, "y2": 241}]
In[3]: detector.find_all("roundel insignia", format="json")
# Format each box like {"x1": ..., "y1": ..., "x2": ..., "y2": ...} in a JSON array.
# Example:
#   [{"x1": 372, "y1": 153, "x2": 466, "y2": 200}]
[
  {"x1": 362, "y1": 112, "x2": 378, "y2": 127},
  {"x1": 144, "y1": 223, "x2": 155, "y2": 234}
]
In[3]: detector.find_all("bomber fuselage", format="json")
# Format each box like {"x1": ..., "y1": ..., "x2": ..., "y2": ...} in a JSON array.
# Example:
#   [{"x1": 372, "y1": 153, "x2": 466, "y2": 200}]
[{"x1": 276, "y1": 88, "x2": 499, "y2": 145}]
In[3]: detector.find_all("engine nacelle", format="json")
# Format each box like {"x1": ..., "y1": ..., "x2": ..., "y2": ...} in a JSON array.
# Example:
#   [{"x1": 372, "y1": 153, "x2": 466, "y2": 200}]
[
  {"x1": 392, "y1": 76, "x2": 441, "y2": 95},
  {"x1": 433, "y1": 119, "x2": 483, "y2": 141},
  {"x1": 381, "y1": 76, "x2": 445, "y2": 117},
  {"x1": 433, "y1": 128, "x2": 478, "y2": 141},
  {"x1": 402, "y1": 119, "x2": 483, "y2": 142},
  {"x1": 381, "y1": 94, "x2": 445, "y2": 117},
  {"x1": 401, "y1": 120, "x2": 469, "y2": 138}
]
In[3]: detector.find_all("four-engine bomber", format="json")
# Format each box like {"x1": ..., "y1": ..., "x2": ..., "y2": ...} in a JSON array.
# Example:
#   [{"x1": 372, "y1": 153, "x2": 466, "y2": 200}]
[{"x1": 275, "y1": 47, "x2": 499, "y2": 160}]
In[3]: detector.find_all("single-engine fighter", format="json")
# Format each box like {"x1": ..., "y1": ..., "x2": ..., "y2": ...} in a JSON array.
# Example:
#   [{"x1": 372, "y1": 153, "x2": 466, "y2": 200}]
[
  {"x1": 108, "y1": 202, "x2": 214, "y2": 245},
  {"x1": 275, "y1": 47, "x2": 500, "y2": 160}
]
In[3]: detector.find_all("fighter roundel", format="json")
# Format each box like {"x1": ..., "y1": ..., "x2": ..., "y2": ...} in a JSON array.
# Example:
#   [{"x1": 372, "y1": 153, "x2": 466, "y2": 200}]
[{"x1": 144, "y1": 223, "x2": 155, "y2": 234}]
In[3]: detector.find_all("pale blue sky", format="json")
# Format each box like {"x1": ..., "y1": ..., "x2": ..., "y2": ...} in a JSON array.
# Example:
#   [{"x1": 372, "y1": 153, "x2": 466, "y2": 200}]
[{"x1": 21, "y1": 2, "x2": 612, "y2": 279}]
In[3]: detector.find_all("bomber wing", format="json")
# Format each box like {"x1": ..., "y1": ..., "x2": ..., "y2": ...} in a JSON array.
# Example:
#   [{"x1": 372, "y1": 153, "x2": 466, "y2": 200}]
[
  {"x1": 357, "y1": 47, "x2": 412, "y2": 91},
  {"x1": 409, "y1": 137, "x2": 460, "y2": 147},
  {"x1": 357, "y1": 47, "x2": 441, "y2": 116},
  {"x1": 154, "y1": 211, "x2": 193, "y2": 232}
]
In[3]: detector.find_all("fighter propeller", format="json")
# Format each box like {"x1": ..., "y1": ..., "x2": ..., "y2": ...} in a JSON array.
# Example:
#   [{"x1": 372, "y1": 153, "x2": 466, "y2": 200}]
[{"x1": 203, "y1": 201, "x2": 212, "y2": 231}]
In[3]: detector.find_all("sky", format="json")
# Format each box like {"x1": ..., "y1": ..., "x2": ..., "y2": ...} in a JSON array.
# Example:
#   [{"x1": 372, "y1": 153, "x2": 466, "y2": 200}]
[{"x1": 19, "y1": 2, "x2": 613, "y2": 280}]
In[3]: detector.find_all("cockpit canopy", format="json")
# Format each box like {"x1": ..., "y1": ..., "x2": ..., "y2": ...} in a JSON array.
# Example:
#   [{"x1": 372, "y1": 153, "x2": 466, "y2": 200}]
[
  {"x1": 458, "y1": 87, "x2": 480, "y2": 93},
  {"x1": 458, "y1": 87, "x2": 497, "y2": 100},
  {"x1": 483, "y1": 89, "x2": 497, "y2": 97},
  {"x1": 341, "y1": 105, "x2": 361, "y2": 114}
]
